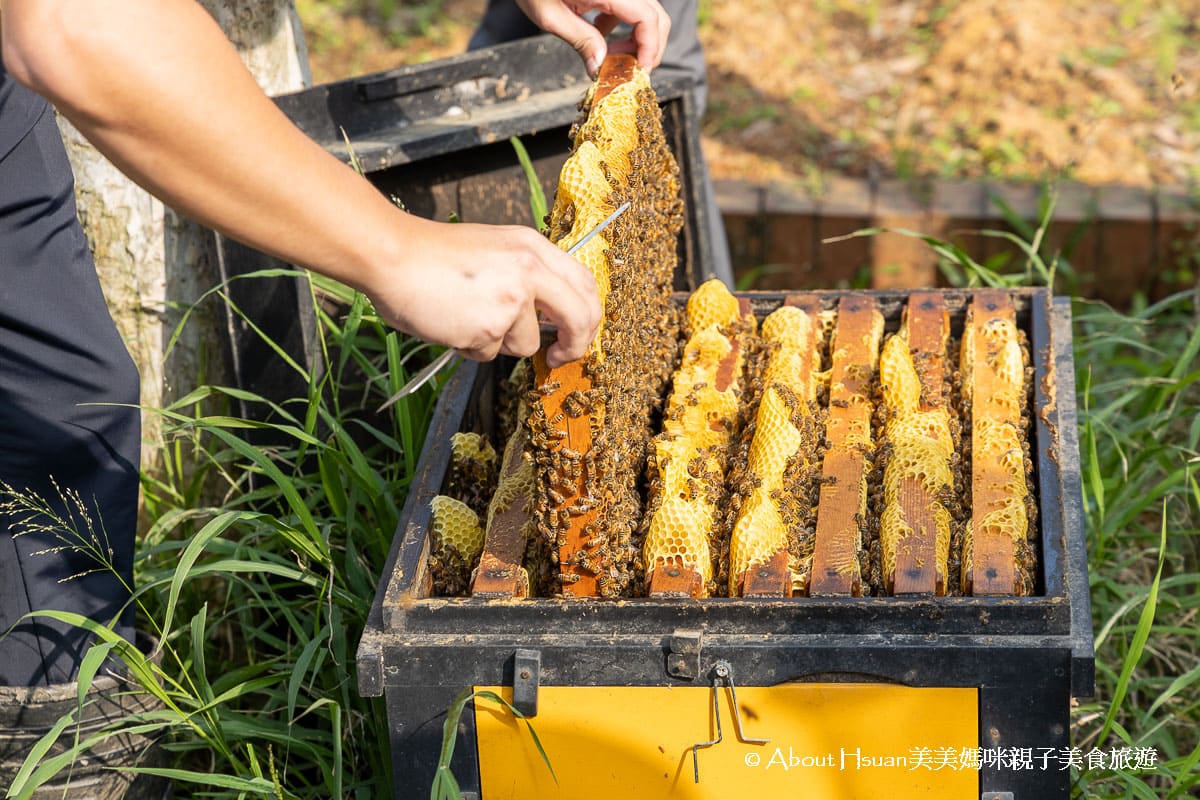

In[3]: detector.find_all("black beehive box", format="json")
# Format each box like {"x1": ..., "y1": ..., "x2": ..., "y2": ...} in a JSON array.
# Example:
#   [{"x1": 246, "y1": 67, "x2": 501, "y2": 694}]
[{"x1": 357, "y1": 280, "x2": 1092, "y2": 799}]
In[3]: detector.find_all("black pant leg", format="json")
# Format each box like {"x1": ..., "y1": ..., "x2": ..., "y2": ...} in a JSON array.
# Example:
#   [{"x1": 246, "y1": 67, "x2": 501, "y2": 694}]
[{"x1": 0, "y1": 97, "x2": 141, "y2": 687}]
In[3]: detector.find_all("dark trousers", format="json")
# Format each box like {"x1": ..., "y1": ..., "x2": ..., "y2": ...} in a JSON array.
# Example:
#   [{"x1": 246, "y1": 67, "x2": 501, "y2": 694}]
[
  {"x1": 0, "y1": 91, "x2": 141, "y2": 686},
  {"x1": 468, "y1": 0, "x2": 735, "y2": 286}
]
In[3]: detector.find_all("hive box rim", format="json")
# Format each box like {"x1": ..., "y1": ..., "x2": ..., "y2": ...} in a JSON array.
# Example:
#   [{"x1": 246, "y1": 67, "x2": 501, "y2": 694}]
[{"x1": 357, "y1": 287, "x2": 1093, "y2": 701}]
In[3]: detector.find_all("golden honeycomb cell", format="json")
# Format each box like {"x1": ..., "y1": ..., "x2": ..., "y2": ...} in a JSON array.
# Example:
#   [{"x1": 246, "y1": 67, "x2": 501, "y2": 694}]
[
  {"x1": 428, "y1": 495, "x2": 485, "y2": 595},
  {"x1": 878, "y1": 328, "x2": 955, "y2": 594},
  {"x1": 445, "y1": 432, "x2": 499, "y2": 520},
  {"x1": 727, "y1": 305, "x2": 822, "y2": 595},
  {"x1": 432, "y1": 495, "x2": 484, "y2": 557},
  {"x1": 644, "y1": 279, "x2": 754, "y2": 595},
  {"x1": 960, "y1": 297, "x2": 1033, "y2": 596},
  {"x1": 547, "y1": 73, "x2": 647, "y2": 320},
  {"x1": 450, "y1": 432, "x2": 497, "y2": 467},
  {"x1": 686, "y1": 278, "x2": 742, "y2": 332}
]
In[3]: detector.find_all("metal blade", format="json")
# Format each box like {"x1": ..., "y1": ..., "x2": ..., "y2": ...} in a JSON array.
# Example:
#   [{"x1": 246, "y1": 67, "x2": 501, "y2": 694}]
[
  {"x1": 376, "y1": 201, "x2": 631, "y2": 411},
  {"x1": 565, "y1": 201, "x2": 630, "y2": 256},
  {"x1": 377, "y1": 348, "x2": 457, "y2": 412}
]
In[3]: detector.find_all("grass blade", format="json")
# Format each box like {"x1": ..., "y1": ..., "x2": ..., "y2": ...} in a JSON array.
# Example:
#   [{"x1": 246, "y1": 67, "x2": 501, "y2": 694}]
[
  {"x1": 1097, "y1": 501, "x2": 1169, "y2": 746},
  {"x1": 510, "y1": 136, "x2": 548, "y2": 230},
  {"x1": 4, "y1": 710, "x2": 77, "y2": 800}
]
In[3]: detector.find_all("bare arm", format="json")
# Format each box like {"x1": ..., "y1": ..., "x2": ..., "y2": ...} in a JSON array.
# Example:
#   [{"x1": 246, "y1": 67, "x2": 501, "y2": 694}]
[{"x1": 0, "y1": 0, "x2": 600, "y2": 366}]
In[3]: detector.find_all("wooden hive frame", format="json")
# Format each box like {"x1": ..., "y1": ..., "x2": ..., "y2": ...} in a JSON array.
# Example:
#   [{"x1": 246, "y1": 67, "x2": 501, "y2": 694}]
[
  {"x1": 468, "y1": 289, "x2": 1038, "y2": 600},
  {"x1": 882, "y1": 292, "x2": 953, "y2": 596},
  {"x1": 733, "y1": 296, "x2": 822, "y2": 598},
  {"x1": 470, "y1": 415, "x2": 534, "y2": 598},
  {"x1": 963, "y1": 290, "x2": 1026, "y2": 596},
  {"x1": 645, "y1": 293, "x2": 755, "y2": 599},
  {"x1": 472, "y1": 53, "x2": 669, "y2": 598},
  {"x1": 808, "y1": 296, "x2": 884, "y2": 597}
]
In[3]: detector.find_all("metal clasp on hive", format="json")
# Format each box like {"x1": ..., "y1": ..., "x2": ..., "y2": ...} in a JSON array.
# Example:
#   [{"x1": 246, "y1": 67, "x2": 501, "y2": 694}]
[
  {"x1": 667, "y1": 629, "x2": 703, "y2": 680},
  {"x1": 691, "y1": 660, "x2": 770, "y2": 783},
  {"x1": 512, "y1": 649, "x2": 540, "y2": 717}
]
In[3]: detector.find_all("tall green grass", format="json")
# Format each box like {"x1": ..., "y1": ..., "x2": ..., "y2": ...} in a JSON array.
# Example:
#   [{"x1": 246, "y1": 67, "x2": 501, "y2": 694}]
[
  {"x1": 4, "y1": 269, "x2": 440, "y2": 800},
  {"x1": 3, "y1": 134, "x2": 550, "y2": 800},
  {"x1": 1070, "y1": 288, "x2": 1200, "y2": 798}
]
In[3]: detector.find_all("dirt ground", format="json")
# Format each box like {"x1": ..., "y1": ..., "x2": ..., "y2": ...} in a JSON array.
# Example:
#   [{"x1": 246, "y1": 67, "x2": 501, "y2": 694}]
[{"x1": 298, "y1": 0, "x2": 1200, "y2": 191}]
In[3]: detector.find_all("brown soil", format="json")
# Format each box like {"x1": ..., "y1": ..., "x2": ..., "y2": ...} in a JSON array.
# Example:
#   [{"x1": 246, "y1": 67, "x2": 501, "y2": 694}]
[{"x1": 299, "y1": 0, "x2": 1200, "y2": 190}]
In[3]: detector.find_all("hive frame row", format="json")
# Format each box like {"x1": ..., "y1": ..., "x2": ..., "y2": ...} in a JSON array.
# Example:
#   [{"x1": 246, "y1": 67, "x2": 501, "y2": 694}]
[{"x1": 432, "y1": 289, "x2": 1048, "y2": 601}]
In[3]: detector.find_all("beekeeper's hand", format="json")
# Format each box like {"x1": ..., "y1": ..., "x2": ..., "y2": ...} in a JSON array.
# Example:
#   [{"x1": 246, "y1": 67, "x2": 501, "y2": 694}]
[
  {"x1": 514, "y1": 0, "x2": 671, "y2": 76},
  {"x1": 366, "y1": 216, "x2": 602, "y2": 367}
]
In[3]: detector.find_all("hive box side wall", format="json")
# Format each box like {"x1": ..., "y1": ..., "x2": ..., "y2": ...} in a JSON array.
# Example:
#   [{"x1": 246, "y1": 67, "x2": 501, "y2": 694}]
[
  {"x1": 372, "y1": 634, "x2": 1075, "y2": 799},
  {"x1": 1047, "y1": 297, "x2": 1096, "y2": 699}
]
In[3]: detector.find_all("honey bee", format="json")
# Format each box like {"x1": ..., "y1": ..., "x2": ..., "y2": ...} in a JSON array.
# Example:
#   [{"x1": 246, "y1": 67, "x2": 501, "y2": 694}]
[{"x1": 572, "y1": 496, "x2": 599, "y2": 515}]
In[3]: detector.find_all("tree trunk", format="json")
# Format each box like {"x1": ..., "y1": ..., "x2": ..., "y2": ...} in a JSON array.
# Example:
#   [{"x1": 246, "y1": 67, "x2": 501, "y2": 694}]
[{"x1": 56, "y1": 1, "x2": 311, "y2": 482}]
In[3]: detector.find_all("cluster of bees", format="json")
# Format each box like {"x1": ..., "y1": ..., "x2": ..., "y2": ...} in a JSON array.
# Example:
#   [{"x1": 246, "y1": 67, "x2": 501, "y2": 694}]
[
  {"x1": 426, "y1": 63, "x2": 1039, "y2": 600},
  {"x1": 429, "y1": 61, "x2": 684, "y2": 597}
]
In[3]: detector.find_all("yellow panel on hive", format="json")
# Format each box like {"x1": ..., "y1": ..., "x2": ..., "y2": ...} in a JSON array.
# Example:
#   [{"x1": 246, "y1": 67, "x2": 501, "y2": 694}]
[{"x1": 474, "y1": 684, "x2": 978, "y2": 798}]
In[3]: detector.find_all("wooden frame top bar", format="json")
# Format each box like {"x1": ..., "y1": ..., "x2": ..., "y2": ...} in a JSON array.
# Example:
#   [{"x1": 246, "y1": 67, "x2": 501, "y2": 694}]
[
  {"x1": 966, "y1": 291, "x2": 1020, "y2": 596},
  {"x1": 810, "y1": 296, "x2": 882, "y2": 596},
  {"x1": 470, "y1": 424, "x2": 532, "y2": 598},
  {"x1": 890, "y1": 292, "x2": 950, "y2": 596}
]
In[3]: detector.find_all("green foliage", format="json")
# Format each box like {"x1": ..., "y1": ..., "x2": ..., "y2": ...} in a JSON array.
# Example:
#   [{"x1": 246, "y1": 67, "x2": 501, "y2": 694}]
[
  {"x1": 1071, "y1": 288, "x2": 1200, "y2": 797},
  {"x1": 509, "y1": 136, "x2": 548, "y2": 232},
  {"x1": 431, "y1": 689, "x2": 555, "y2": 800},
  {"x1": 4, "y1": 268, "x2": 442, "y2": 799},
  {"x1": 825, "y1": 183, "x2": 1085, "y2": 292}
]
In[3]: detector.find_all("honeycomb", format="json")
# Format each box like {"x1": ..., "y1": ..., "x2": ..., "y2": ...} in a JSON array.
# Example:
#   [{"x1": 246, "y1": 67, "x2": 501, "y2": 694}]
[
  {"x1": 960, "y1": 302, "x2": 1037, "y2": 595},
  {"x1": 727, "y1": 306, "x2": 824, "y2": 595},
  {"x1": 422, "y1": 93, "x2": 1043, "y2": 604},
  {"x1": 446, "y1": 432, "x2": 498, "y2": 520},
  {"x1": 428, "y1": 495, "x2": 485, "y2": 595},
  {"x1": 877, "y1": 320, "x2": 954, "y2": 595},
  {"x1": 486, "y1": 418, "x2": 535, "y2": 537},
  {"x1": 642, "y1": 279, "x2": 755, "y2": 596},
  {"x1": 525, "y1": 58, "x2": 684, "y2": 597},
  {"x1": 481, "y1": 386, "x2": 543, "y2": 594}
]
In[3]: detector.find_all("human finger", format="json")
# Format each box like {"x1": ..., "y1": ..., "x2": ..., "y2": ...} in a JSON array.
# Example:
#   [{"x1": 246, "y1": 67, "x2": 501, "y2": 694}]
[
  {"x1": 592, "y1": 12, "x2": 620, "y2": 38},
  {"x1": 590, "y1": 0, "x2": 668, "y2": 69},
  {"x1": 516, "y1": 0, "x2": 608, "y2": 76},
  {"x1": 498, "y1": 300, "x2": 544, "y2": 359},
  {"x1": 527, "y1": 257, "x2": 601, "y2": 367}
]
